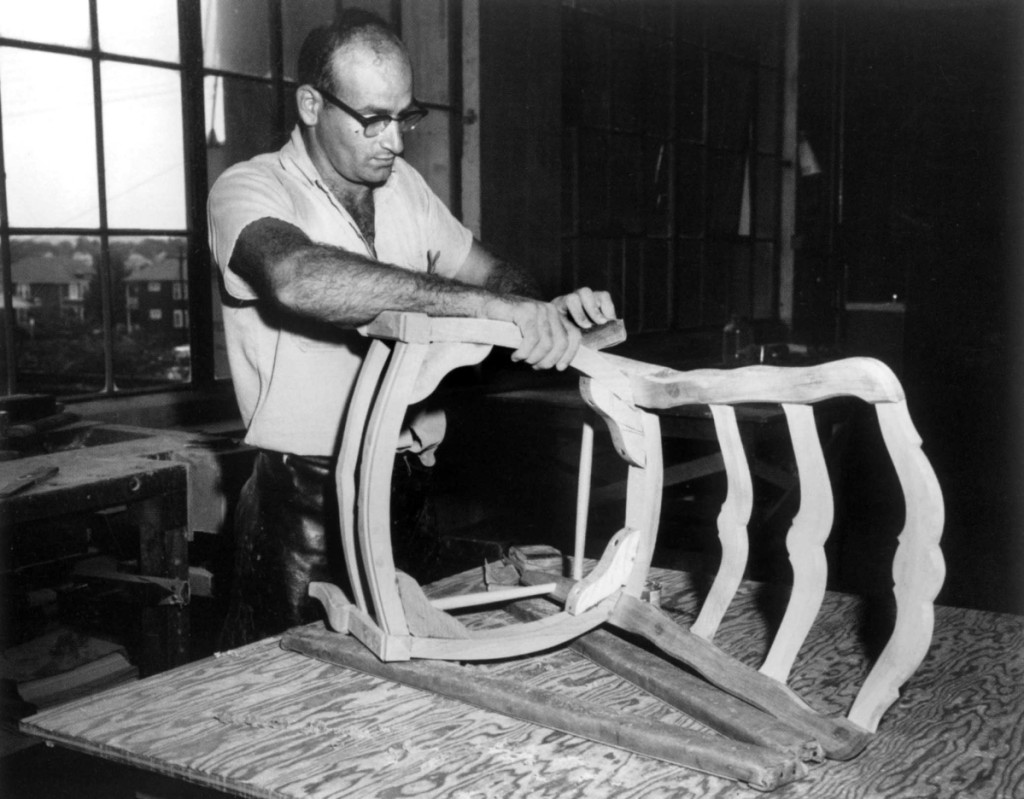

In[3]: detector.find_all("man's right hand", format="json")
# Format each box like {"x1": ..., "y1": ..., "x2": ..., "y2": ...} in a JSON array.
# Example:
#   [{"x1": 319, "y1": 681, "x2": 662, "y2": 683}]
[{"x1": 485, "y1": 296, "x2": 590, "y2": 372}]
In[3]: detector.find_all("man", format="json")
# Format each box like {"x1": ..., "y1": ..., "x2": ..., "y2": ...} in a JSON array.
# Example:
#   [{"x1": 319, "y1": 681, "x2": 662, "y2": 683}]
[{"x1": 208, "y1": 9, "x2": 615, "y2": 647}]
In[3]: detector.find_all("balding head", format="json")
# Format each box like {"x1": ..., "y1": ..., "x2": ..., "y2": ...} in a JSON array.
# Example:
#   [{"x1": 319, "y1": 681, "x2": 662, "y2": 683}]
[{"x1": 298, "y1": 9, "x2": 410, "y2": 96}]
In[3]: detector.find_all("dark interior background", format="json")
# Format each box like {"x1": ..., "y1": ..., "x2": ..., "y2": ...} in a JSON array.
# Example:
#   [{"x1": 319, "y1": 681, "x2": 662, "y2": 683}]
[
  {"x1": 796, "y1": 0, "x2": 1023, "y2": 614},
  {"x1": 440, "y1": 0, "x2": 1024, "y2": 618}
]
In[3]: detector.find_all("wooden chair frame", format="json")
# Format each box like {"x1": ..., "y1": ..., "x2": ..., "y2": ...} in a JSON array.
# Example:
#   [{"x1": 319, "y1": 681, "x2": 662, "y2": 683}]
[{"x1": 301, "y1": 311, "x2": 945, "y2": 785}]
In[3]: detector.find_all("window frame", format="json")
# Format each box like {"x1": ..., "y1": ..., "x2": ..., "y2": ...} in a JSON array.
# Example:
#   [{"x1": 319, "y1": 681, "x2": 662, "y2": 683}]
[
  {"x1": 1, "y1": 0, "x2": 463, "y2": 408},
  {"x1": 560, "y1": 1, "x2": 787, "y2": 333},
  {"x1": 0, "y1": 0, "x2": 213, "y2": 398}
]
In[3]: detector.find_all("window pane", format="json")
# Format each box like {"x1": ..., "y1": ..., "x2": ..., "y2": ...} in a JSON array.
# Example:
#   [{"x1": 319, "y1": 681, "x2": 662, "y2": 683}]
[
  {"x1": 10, "y1": 235, "x2": 104, "y2": 396},
  {"x1": 578, "y1": 130, "x2": 609, "y2": 235},
  {"x1": 707, "y1": 151, "x2": 746, "y2": 236},
  {"x1": 101, "y1": 62, "x2": 186, "y2": 229},
  {"x1": 402, "y1": 0, "x2": 450, "y2": 105},
  {"x1": 610, "y1": 28, "x2": 643, "y2": 134},
  {"x1": 756, "y1": 67, "x2": 780, "y2": 153},
  {"x1": 642, "y1": 239, "x2": 671, "y2": 332},
  {"x1": 201, "y1": 0, "x2": 270, "y2": 77},
  {"x1": 114, "y1": 236, "x2": 191, "y2": 388},
  {"x1": 576, "y1": 15, "x2": 611, "y2": 130},
  {"x1": 753, "y1": 241, "x2": 775, "y2": 318},
  {"x1": 675, "y1": 43, "x2": 704, "y2": 143},
  {"x1": 607, "y1": 132, "x2": 644, "y2": 233},
  {"x1": 708, "y1": 56, "x2": 755, "y2": 150},
  {"x1": 755, "y1": 154, "x2": 779, "y2": 239},
  {"x1": 0, "y1": 49, "x2": 100, "y2": 227},
  {"x1": 98, "y1": 0, "x2": 179, "y2": 63},
  {"x1": 0, "y1": 0, "x2": 91, "y2": 49},
  {"x1": 282, "y1": 0, "x2": 335, "y2": 82},
  {"x1": 403, "y1": 109, "x2": 451, "y2": 209},
  {"x1": 204, "y1": 76, "x2": 276, "y2": 187},
  {"x1": 675, "y1": 143, "x2": 704, "y2": 237}
]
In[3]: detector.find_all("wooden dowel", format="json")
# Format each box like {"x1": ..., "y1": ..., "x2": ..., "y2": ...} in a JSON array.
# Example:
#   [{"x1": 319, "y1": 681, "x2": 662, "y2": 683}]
[
  {"x1": 430, "y1": 583, "x2": 558, "y2": 611},
  {"x1": 573, "y1": 421, "x2": 595, "y2": 581}
]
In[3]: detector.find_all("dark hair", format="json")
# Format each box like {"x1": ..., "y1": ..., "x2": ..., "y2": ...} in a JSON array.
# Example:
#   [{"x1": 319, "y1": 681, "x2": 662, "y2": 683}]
[{"x1": 297, "y1": 9, "x2": 405, "y2": 93}]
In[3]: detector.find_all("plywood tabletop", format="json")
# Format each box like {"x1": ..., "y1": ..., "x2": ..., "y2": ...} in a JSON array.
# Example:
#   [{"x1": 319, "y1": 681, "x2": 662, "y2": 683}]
[{"x1": 22, "y1": 567, "x2": 1024, "y2": 798}]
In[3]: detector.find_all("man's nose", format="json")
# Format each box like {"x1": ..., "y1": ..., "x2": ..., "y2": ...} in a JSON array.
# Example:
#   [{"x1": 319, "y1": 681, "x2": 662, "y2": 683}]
[{"x1": 381, "y1": 120, "x2": 404, "y2": 154}]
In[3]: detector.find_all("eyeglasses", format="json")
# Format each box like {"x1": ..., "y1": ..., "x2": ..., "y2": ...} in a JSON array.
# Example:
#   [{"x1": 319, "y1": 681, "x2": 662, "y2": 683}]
[{"x1": 314, "y1": 85, "x2": 428, "y2": 138}]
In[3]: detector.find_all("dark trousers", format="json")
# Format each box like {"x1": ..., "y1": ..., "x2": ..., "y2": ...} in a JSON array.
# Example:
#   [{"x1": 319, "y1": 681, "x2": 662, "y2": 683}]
[{"x1": 219, "y1": 449, "x2": 439, "y2": 649}]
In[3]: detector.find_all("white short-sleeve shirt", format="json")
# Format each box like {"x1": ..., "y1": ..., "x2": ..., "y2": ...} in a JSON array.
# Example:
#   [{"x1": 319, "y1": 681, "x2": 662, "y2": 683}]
[{"x1": 207, "y1": 127, "x2": 474, "y2": 458}]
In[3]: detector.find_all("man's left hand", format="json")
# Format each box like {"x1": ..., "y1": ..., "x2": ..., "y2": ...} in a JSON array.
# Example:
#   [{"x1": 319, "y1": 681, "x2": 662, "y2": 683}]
[{"x1": 552, "y1": 287, "x2": 616, "y2": 331}]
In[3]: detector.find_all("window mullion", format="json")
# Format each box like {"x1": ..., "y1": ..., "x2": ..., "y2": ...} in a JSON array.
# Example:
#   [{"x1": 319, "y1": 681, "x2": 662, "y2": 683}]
[
  {"x1": 0, "y1": 75, "x2": 15, "y2": 394},
  {"x1": 88, "y1": 0, "x2": 116, "y2": 394},
  {"x1": 178, "y1": 0, "x2": 212, "y2": 385}
]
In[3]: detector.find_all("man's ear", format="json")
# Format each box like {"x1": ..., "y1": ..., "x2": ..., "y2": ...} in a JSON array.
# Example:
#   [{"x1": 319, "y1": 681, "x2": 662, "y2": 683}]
[{"x1": 296, "y1": 85, "x2": 320, "y2": 126}]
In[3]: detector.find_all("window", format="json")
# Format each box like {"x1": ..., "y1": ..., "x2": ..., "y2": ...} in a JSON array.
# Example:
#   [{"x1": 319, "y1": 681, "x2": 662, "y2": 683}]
[
  {"x1": 1, "y1": 0, "x2": 193, "y2": 396},
  {"x1": 561, "y1": 1, "x2": 786, "y2": 331},
  {"x1": 1, "y1": 0, "x2": 462, "y2": 401}
]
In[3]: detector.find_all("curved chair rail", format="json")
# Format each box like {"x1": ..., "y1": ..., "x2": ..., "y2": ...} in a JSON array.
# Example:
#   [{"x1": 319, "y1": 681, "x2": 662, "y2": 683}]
[{"x1": 312, "y1": 312, "x2": 944, "y2": 735}]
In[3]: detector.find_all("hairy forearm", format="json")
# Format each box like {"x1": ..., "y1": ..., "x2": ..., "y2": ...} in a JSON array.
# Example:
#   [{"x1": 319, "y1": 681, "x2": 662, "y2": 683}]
[
  {"x1": 280, "y1": 244, "x2": 495, "y2": 326},
  {"x1": 480, "y1": 260, "x2": 543, "y2": 300},
  {"x1": 227, "y1": 218, "x2": 617, "y2": 371},
  {"x1": 231, "y1": 217, "x2": 506, "y2": 327}
]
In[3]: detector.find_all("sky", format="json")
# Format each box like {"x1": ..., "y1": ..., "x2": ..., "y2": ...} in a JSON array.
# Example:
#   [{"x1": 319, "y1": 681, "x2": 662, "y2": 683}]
[{"x1": 0, "y1": 0, "x2": 186, "y2": 231}]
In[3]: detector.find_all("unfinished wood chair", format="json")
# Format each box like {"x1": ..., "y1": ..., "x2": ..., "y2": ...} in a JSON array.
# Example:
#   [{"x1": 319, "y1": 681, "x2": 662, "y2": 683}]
[{"x1": 295, "y1": 311, "x2": 944, "y2": 790}]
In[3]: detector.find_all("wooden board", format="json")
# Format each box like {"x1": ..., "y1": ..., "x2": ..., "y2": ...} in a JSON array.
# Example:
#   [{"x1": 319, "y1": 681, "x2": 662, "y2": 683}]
[
  {"x1": 281, "y1": 625, "x2": 805, "y2": 791},
  {"x1": 22, "y1": 567, "x2": 1024, "y2": 799}
]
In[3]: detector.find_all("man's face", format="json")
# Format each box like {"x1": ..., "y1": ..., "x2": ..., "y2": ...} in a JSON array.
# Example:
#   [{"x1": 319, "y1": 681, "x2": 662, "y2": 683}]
[{"x1": 310, "y1": 44, "x2": 414, "y2": 189}]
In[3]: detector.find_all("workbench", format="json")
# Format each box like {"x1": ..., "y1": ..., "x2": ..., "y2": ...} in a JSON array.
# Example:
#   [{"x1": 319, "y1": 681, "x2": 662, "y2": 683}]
[
  {"x1": 21, "y1": 566, "x2": 1024, "y2": 798},
  {"x1": 1, "y1": 424, "x2": 251, "y2": 674}
]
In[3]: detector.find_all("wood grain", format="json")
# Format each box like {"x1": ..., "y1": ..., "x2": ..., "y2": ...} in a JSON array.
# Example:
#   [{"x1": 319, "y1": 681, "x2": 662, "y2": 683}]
[
  {"x1": 334, "y1": 338, "x2": 390, "y2": 614},
  {"x1": 691, "y1": 404, "x2": 752, "y2": 640},
  {"x1": 609, "y1": 595, "x2": 872, "y2": 761},
  {"x1": 282, "y1": 625, "x2": 806, "y2": 791},
  {"x1": 631, "y1": 357, "x2": 906, "y2": 408},
  {"x1": 506, "y1": 600, "x2": 823, "y2": 764},
  {"x1": 565, "y1": 527, "x2": 638, "y2": 614},
  {"x1": 848, "y1": 400, "x2": 946, "y2": 731},
  {"x1": 572, "y1": 420, "x2": 595, "y2": 581},
  {"x1": 24, "y1": 568, "x2": 1023, "y2": 798},
  {"x1": 356, "y1": 340, "x2": 426, "y2": 636},
  {"x1": 336, "y1": 312, "x2": 656, "y2": 661},
  {"x1": 759, "y1": 403, "x2": 833, "y2": 682}
]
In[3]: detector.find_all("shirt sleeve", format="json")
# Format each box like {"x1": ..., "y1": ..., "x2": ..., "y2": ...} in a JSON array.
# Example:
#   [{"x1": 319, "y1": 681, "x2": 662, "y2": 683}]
[{"x1": 207, "y1": 159, "x2": 294, "y2": 302}]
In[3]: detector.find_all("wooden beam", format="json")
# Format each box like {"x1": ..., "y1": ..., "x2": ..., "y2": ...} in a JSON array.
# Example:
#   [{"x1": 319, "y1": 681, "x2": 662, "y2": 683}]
[
  {"x1": 281, "y1": 624, "x2": 807, "y2": 791},
  {"x1": 608, "y1": 595, "x2": 871, "y2": 761},
  {"x1": 507, "y1": 600, "x2": 823, "y2": 764}
]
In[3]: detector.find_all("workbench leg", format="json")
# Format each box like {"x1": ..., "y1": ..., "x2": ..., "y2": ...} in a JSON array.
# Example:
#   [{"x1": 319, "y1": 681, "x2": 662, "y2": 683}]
[{"x1": 131, "y1": 491, "x2": 190, "y2": 675}]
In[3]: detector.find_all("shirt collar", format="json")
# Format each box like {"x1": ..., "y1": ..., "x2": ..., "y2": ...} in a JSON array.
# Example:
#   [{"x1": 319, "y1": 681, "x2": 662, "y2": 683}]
[
  {"x1": 280, "y1": 126, "x2": 322, "y2": 187},
  {"x1": 279, "y1": 126, "x2": 397, "y2": 194}
]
